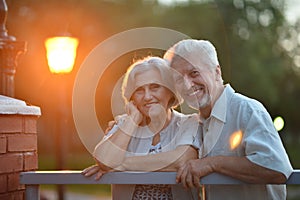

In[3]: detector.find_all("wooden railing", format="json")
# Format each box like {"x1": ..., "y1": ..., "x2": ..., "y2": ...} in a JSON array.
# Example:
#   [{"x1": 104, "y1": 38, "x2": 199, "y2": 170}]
[{"x1": 20, "y1": 170, "x2": 300, "y2": 200}]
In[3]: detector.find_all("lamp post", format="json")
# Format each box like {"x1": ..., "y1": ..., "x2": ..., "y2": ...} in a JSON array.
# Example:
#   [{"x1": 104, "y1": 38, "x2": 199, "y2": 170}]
[
  {"x1": 45, "y1": 35, "x2": 78, "y2": 200},
  {"x1": 0, "y1": 0, "x2": 26, "y2": 97}
]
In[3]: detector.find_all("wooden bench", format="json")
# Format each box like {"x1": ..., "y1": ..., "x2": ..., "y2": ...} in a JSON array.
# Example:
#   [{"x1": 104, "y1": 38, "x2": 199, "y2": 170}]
[{"x1": 20, "y1": 170, "x2": 300, "y2": 200}]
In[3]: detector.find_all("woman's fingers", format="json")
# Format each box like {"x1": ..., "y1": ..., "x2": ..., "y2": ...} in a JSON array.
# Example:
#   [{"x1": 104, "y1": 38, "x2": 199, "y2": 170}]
[
  {"x1": 82, "y1": 165, "x2": 100, "y2": 177},
  {"x1": 95, "y1": 170, "x2": 104, "y2": 180},
  {"x1": 126, "y1": 101, "x2": 143, "y2": 125},
  {"x1": 81, "y1": 164, "x2": 96, "y2": 174}
]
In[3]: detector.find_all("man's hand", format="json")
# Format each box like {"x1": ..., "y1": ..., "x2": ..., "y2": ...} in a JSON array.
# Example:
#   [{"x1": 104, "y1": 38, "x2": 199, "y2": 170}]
[
  {"x1": 177, "y1": 155, "x2": 287, "y2": 189},
  {"x1": 176, "y1": 157, "x2": 215, "y2": 189},
  {"x1": 105, "y1": 120, "x2": 116, "y2": 134}
]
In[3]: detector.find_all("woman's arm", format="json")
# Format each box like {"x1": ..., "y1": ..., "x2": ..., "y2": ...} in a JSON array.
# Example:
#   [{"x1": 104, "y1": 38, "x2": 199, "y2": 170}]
[
  {"x1": 119, "y1": 145, "x2": 198, "y2": 171},
  {"x1": 93, "y1": 102, "x2": 143, "y2": 169},
  {"x1": 93, "y1": 116, "x2": 138, "y2": 169}
]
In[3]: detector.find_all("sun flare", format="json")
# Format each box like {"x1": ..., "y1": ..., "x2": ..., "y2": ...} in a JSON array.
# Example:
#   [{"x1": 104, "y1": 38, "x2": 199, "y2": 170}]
[{"x1": 230, "y1": 130, "x2": 243, "y2": 150}]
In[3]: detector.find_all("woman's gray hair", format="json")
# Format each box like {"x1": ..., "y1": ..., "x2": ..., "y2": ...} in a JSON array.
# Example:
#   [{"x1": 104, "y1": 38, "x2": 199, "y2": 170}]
[
  {"x1": 122, "y1": 56, "x2": 182, "y2": 108},
  {"x1": 164, "y1": 39, "x2": 220, "y2": 70}
]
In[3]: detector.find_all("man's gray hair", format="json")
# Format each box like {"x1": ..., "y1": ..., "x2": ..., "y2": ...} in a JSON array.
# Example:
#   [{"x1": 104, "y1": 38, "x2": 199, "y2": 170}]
[{"x1": 164, "y1": 39, "x2": 220, "y2": 70}]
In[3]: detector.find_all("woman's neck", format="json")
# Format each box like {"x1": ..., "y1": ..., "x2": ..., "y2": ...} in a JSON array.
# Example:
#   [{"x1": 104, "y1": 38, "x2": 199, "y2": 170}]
[
  {"x1": 146, "y1": 108, "x2": 172, "y2": 134},
  {"x1": 151, "y1": 109, "x2": 172, "y2": 146}
]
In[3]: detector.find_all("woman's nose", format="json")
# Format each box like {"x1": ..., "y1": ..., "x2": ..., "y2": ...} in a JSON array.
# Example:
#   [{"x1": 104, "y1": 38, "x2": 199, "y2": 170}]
[{"x1": 144, "y1": 89, "x2": 153, "y2": 100}]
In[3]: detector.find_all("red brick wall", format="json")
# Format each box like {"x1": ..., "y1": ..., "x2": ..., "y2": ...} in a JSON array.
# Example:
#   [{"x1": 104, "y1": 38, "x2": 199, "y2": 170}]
[{"x1": 0, "y1": 114, "x2": 39, "y2": 200}]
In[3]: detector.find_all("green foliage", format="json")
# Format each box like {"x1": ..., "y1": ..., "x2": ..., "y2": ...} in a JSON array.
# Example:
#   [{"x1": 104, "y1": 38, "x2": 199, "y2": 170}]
[{"x1": 5, "y1": 0, "x2": 300, "y2": 168}]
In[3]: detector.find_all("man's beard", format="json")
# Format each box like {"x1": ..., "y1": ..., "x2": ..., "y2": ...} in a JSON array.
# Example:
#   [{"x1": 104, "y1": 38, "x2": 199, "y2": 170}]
[{"x1": 185, "y1": 92, "x2": 211, "y2": 110}]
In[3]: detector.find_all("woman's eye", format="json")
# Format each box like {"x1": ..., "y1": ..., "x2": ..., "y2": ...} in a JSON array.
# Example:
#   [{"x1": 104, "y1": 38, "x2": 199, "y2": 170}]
[
  {"x1": 134, "y1": 87, "x2": 144, "y2": 94},
  {"x1": 149, "y1": 85, "x2": 160, "y2": 91}
]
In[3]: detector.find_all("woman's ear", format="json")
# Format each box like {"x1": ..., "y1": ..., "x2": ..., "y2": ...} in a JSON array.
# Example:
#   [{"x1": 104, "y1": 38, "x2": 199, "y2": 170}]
[{"x1": 167, "y1": 96, "x2": 176, "y2": 108}]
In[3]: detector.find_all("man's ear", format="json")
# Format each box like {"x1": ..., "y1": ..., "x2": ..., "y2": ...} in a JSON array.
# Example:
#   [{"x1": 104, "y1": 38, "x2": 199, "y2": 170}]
[{"x1": 216, "y1": 65, "x2": 222, "y2": 80}]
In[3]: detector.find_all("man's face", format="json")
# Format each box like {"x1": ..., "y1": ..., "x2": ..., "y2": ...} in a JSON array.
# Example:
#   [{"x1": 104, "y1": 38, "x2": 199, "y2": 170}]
[{"x1": 171, "y1": 58, "x2": 216, "y2": 110}]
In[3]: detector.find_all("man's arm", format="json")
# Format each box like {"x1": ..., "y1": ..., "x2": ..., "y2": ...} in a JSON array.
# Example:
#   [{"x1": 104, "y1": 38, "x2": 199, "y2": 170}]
[
  {"x1": 120, "y1": 145, "x2": 198, "y2": 171},
  {"x1": 213, "y1": 156, "x2": 286, "y2": 183},
  {"x1": 177, "y1": 156, "x2": 287, "y2": 188}
]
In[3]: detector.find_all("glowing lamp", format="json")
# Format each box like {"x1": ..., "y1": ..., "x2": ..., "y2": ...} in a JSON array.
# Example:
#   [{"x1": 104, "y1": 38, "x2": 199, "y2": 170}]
[{"x1": 45, "y1": 36, "x2": 79, "y2": 74}]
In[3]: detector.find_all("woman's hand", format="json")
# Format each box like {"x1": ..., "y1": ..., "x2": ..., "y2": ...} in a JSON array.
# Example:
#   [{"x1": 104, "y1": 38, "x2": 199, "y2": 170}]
[
  {"x1": 114, "y1": 101, "x2": 143, "y2": 136},
  {"x1": 82, "y1": 161, "x2": 112, "y2": 180},
  {"x1": 82, "y1": 164, "x2": 105, "y2": 180},
  {"x1": 105, "y1": 101, "x2": 142, "y2": 134},
  {"x1": 125, "y1": 101, "x2": 143, "y2": 125}
]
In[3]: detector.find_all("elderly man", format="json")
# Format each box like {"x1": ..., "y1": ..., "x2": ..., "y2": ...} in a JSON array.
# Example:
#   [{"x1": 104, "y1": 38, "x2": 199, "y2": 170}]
[{"x1": 163, "y1": 39, "x2": 293, "y2": 200}]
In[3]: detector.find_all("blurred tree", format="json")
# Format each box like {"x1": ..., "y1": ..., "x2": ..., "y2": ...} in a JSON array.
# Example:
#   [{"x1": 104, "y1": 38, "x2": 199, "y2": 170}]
[
  {"x1": 4, "y1": 0, "x2": 300, "y2": 165},
  {"x1": 215, "y1": 0, "x2": 300, "y2": 142},
  {"x1": 216, "y1": 0, "x2": 285, "y2": 106}
]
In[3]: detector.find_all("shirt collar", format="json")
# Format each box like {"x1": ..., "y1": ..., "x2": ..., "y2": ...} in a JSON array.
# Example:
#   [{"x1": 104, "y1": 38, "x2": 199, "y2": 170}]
[{"x1": 210, "y1": 84, "x2": 234, "y2": 123}]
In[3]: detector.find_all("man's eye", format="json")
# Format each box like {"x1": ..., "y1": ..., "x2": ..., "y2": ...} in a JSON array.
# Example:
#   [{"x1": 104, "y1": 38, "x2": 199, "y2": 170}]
[{"x1": 190, "y1": 71, "x2": 199, "y2": 77}]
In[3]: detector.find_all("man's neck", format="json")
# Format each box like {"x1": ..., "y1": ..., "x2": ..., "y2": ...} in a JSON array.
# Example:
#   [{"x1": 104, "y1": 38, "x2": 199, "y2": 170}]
[
  {"x1": 199, "y1": 84, "x2": 225, "y2": 119},
  {"x1": 199, "y1": 106, "x2": 211, "y2": 120}
]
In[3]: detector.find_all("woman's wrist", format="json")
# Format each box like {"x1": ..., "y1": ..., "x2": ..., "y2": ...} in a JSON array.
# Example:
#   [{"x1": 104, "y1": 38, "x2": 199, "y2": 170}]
[{"x1": 117, "y1": 115, "x2": 139, "y2": 136}]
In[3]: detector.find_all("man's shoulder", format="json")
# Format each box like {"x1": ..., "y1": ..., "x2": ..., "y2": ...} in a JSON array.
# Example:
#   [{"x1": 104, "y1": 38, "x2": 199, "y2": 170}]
[
  {"x1": 230, "y1": 92, "x2": 266, "y2": 113},
  {"x1": 225, "y1": 85, "x2": 263, "y2": 109},
  {"x1": 175, "y1": 110, "x2": 198, "y2": 118}
]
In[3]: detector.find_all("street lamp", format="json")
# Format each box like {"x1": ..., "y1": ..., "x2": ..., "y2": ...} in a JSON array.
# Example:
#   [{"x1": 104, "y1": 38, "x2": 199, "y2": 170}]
[
  {"x1": 45, "y1": 36, "x2": 78, "y2": 74},
  {"x1": 45, "y1": 35, "x2": 78, "y2": 200}
]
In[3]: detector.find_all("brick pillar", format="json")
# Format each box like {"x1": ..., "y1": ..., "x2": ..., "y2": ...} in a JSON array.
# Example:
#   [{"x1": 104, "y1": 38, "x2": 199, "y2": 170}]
[{"x1": 0, "y1": 95, "x2": 41, "y2": 200}]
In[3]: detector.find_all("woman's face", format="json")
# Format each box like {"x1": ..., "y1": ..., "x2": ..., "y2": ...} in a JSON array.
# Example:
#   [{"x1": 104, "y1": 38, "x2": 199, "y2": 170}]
[{"x1": 131, "y1": 69, "x2": 174, "y2": 117}]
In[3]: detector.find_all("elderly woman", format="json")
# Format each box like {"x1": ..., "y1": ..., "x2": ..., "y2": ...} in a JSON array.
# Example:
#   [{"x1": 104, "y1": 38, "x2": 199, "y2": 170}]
[{"x1": 83, "y1": 56, "x2": 200, "y2": 200}]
